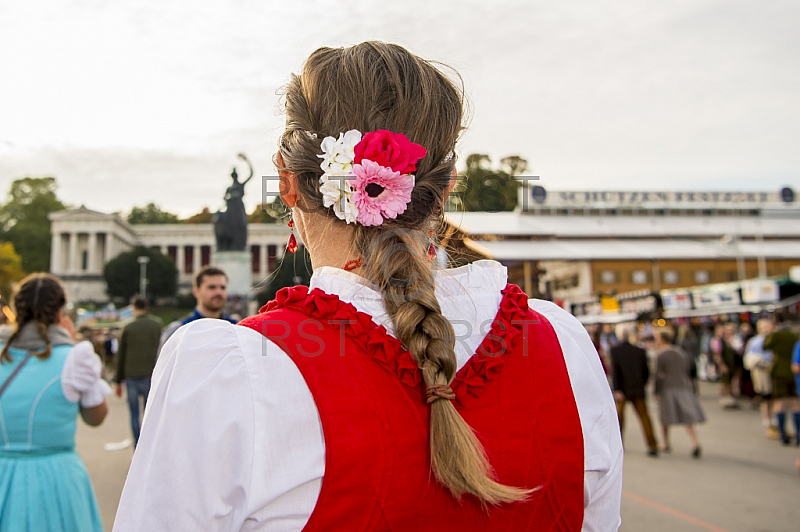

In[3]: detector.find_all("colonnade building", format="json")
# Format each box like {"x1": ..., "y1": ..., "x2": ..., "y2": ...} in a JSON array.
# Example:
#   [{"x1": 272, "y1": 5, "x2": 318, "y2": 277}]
[{"x1": 48, "y1": 207, "x2": 290, "y2": 302}]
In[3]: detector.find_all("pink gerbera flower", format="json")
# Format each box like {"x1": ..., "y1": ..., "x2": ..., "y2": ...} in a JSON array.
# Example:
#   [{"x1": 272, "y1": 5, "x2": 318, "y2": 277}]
[{"x1": 351, "y1": 159, "x2": 415, "y2": 227}]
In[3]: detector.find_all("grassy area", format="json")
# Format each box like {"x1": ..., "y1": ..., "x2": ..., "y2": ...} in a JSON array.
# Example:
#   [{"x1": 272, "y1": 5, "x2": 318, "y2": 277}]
[{"x1": 149, "y1": 305, "x2": 193, "y2": 325}]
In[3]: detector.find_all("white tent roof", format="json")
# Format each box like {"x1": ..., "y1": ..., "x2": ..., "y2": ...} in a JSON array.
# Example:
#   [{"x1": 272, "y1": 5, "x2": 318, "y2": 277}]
[{"x1": 465, "y1": 238, "x2": 800, "y2": 261}]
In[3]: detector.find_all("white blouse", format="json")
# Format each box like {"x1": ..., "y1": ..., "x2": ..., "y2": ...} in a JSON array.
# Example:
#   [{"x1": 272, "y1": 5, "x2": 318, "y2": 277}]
[
  {"x1": 61, "y1": 340, "x2": 111, "y2": 408},
  {"x1": 113, "y1": 261, "x2": 622, "y2": 531}
]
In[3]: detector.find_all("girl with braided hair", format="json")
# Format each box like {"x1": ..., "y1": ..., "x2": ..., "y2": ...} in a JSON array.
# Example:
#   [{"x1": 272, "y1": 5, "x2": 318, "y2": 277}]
[
  {"x1": 0, "y1": 273, "x2": 109, "y2": 532},
  {"x1": 116, "y1": 42, "x2": 622, "y2": 531}
]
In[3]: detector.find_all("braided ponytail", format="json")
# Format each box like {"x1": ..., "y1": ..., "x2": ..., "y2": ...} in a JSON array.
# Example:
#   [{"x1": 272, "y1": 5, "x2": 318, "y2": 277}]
[
  {"x1": 279, "y1": 42, "x2": 532, "y2": 504},
  {"x1": 1, "y1": 273, "x2": 66, "y2": 363},
  {"x1": 356, "y1": 227, "x2": 531, "y2": 504}
]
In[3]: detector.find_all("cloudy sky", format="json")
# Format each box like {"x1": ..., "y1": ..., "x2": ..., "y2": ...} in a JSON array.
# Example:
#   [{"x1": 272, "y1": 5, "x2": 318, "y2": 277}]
[{"x1": 1, "y1": 0, "x2": 798, "y2": 217}]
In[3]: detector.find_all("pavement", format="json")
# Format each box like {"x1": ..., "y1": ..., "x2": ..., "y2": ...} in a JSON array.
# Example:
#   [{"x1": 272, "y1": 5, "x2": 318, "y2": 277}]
[{"x1": 76, "y1": 382, "x2": 800, "y2": 531}]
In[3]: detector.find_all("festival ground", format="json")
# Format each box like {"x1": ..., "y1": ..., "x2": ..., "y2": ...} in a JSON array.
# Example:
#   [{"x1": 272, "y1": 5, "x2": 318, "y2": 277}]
[{"x1": 78, "y1": 381, "x2": 799, "y2": 531}]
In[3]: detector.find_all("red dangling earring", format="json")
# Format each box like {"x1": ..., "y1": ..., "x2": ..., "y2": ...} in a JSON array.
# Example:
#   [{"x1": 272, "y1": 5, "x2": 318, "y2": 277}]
[
  {"x1": 426, "y1": 230, "x2": 437, "y2": 261},
  {"x1": 286, "y1": 215, "x2": 298, "y2": 253}
]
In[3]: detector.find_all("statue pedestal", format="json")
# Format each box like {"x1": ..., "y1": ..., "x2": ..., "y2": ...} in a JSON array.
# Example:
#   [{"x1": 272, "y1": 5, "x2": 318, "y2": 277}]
[{"x1": 214, "y1": 250, "x2": 252, "y2": 296}]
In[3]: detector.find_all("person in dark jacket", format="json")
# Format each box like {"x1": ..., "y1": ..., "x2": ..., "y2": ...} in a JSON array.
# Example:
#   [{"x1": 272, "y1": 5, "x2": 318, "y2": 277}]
[
  {"x1": 115, "y1": 295, "x2": 162, "y2": 447},
  {"x1": 764, "y1": 312, "x2": 800, "y2": 446},
  {"x1": 611, "y1": 328, "x2": 659, "y2": 456}
]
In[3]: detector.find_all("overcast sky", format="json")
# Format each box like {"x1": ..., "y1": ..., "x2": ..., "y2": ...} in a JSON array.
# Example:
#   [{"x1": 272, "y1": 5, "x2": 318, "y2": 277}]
[{"x1": 1, "y1": 0, "x2": 798, "y2": 217}]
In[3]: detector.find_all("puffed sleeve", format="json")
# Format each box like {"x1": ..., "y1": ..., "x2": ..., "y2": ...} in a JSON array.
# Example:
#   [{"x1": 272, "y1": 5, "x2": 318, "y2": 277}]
[
  {"x1": 113, "y1": 319, "x2": 255, "y2": 532},
  {"x1": 61, "y1": 340, "x2": 111, "y2": 408},
  {"x1": 529, "y1": 299, "x2": 623, "y2": 532}
]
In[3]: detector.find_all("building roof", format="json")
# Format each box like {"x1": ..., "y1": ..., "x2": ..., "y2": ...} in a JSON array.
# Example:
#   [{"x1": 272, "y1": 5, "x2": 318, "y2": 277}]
[
  {"x1": 465, "y1": 238, "x2": 800, "y2": 261},
  {"x1": 445, "y1": 212, "x2": 800, "y2": 239}
]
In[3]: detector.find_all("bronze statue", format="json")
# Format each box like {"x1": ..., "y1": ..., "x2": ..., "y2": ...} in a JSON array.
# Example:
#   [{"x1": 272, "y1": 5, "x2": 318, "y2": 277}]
[{"x1": 214, "y1": 153, "x2": 253, "y2": 252}]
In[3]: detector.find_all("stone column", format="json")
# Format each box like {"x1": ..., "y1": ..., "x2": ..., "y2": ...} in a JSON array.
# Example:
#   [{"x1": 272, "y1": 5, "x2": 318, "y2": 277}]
[
  {"x1": 193, "y1": 245, "x2": 201, "y2": 275},
  {"x1": 176, "y1": 245, "x2": 186, "y2": 276},
  {"x1": 106, "y1": 234, "x2": 116, "y2": 263},
  {"x1": 67, "y1": 232, "x2": 78, "y2": 274},
  {"x1": 259, "y1": 244, "x2": 267, "y2": 276},
  {"x1": 50, "y1": 232, "x2": 63, "y2": 274},
  {"x1": 87, "y1": 232, "x2": 98, "y2": 274}
]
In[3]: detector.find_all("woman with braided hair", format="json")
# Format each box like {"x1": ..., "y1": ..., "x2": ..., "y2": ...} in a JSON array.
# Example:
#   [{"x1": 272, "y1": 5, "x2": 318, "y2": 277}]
[
  {"x1": 0, "y1": 273, "x2": 109, "y2": 531},
  {"x1": 115, "y1": 42, "x2": 622, "y2": 531}
]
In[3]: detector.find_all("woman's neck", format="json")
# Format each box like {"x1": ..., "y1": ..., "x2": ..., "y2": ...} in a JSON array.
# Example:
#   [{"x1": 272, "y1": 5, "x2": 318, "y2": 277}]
[{"x1": 296, "y1": 210, "x2": 363, "y2": 274}]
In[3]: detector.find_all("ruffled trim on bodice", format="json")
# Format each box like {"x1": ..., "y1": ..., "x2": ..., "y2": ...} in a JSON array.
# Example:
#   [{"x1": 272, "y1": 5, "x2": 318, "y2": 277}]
[{"x1": 256, "y1": 283, "x2": 533, "y2": 406}]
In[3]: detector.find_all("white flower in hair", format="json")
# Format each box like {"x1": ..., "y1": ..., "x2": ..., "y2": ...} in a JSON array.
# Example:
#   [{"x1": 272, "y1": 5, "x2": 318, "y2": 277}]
[
  {"x1": 317, "y1": 129, "x2": 362, "y2": 175},
  {"x1": 320, "y1": 174, "x2": 359, "y2": 224}
]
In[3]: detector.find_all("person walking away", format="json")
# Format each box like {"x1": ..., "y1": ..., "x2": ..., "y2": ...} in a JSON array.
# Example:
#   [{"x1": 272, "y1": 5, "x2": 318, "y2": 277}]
[
  {"x1": 158, "y1": 266, "x2": 237, "y2": 351},
  {"x1": 115, "y1": 295, "x2": 161, "y2": 447},
  {"x1": 611, "y1": 328, "x2": 659, "y2": 456},
  {"x1": 654, "y1": 328, "x2": 705, "y2": 458},
  {"x1": 711, "y1": 324, "x2": 739, "y2": 408},
  {"x1": 763, "y1": 312, "x2": 800, "y2": 446},
  {"x1": 743, "y1": 319, "x2": 778, "y2": 439},
  {"x1": 0, "y1": 273, "x2": 109, "y2": 531},
  {"x1": 792, "y1": 338, "x2": 800, "y2": 472},
  {"x1": 103, "y1": 328, "x2": 118, "y2": 375}
]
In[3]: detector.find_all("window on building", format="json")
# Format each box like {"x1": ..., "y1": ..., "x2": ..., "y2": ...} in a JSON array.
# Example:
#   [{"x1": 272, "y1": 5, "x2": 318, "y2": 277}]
[
  {"x1": 694, "y1": 270, "x2": 710, "y2": 284},
  {"x1": 267, "y1": 244, "x2": 278, "y2": 272},
  {"x1": 631, "y1": 270, "x2": 648, "y2": 284},
  {"x1": 167, "y1": 246, "x2": 177, "y2": 263},
  {"x1": 184, "y1": 246, "x2": 194, "y2": 274},
  {"x1": 251, "y1": 245, "x2": 261, "y2": 274},
  {"x1": 201, "y1": 245, "x2": 211, "y2": 267},
  {"x1": 553, "y1": 275, "x2": 579, "y2": 291},
  {"x1": 663, "y1": 270, "x2": 679, "y2": 284},
  {"x1": 599, "y1": 270, "x2": 617, "y2": 284},
  {"x1": 81, "y1": 250, "x2": 88, "y2": 271},
  {"x1": 726, "y1": 270, "x2": 738, "y2": 282}
]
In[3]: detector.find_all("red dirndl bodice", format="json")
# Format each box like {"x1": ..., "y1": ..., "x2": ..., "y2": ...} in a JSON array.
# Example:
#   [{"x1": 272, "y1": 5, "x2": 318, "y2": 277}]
[{"x1": 238, "y1": 283, "x2": 584, "y2": 531}]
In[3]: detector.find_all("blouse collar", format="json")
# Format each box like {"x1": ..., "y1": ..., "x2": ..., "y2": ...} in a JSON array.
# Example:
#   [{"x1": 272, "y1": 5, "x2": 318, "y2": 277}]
[{"x1": 308, "y1": 260, "x2": 508, "y2": 335}]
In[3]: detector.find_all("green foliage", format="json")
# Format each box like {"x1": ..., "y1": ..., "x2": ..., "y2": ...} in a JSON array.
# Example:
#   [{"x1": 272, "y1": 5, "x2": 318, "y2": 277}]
[
  {"x1": 448, "y1": 154, "x2": 526, "y2": 212},
  {"x1": 127, "y1": 203, "x2": 180, "y2": 224},
  {"x1": 255, "y1": 246, "x2": 313, "y2": 307},
  {"x1": 0, "y1": 177, "x2": 67, "y2": 273},
  {"x1": 183, "y1": 207, "x2": 214, "y2": 224},
  {"x1": 103, "y1": 246, "x2": 178, "y2": 301},
  {"x1": 0, "y1": 242, "x2": 25, "y2": 299}
]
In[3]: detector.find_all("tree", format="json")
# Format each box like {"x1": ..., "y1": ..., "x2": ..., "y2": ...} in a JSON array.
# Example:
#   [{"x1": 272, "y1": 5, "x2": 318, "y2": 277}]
[
  {"x1": 449, "y1": 154, "x2": 525, "y2": 212},
  {"x1": 103, "y1": 246, "x2": 177, "y2": 301},
  {"x1": 184, "y1": 207, "x2": 214, "y2": 224},
  {"x1": 0, "y1": 177, "x2": 67, "y2": 273},
  {"x1": 0, "y1": 242, "x2": 25, "y2": 299},
  {"x1": 255, "y1": 246, "x2": 313, "y2": 307},
  {"x1": 500, "y1": 155, "x2": 528, "y2": 176},
  {"x1": 127, "y1": 203, "x2": 180, "y2": 224},
  {"x1": 249, "y1": 201, "x2": 289, "y2": 224}
]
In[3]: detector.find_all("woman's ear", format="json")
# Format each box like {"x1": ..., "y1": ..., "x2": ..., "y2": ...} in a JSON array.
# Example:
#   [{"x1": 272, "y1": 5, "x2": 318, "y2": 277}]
[
  {"x1": 276, "y1": 152, "x2": 298, "y2": 208},
  {"x1": 279, "y1": 171, "x2": 299, "y2": 208}
]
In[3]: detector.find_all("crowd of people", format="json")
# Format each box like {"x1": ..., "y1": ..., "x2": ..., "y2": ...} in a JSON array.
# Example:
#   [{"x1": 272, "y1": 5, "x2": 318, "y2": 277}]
[{"x1": 589, "y1": 311, "x2": 800, "y2": 470}]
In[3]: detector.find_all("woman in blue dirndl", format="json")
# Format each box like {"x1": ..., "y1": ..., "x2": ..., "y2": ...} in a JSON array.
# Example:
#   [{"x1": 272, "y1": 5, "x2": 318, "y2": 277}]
[{"x1": 0, "y1": 273, "x2": 110, "y2": 532}]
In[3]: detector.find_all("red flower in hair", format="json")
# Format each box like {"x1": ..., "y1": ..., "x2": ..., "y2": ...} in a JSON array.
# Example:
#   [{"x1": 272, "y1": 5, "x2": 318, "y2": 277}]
[{"x1": 353, "y1": 130, "x2": 427, "y2": 174}]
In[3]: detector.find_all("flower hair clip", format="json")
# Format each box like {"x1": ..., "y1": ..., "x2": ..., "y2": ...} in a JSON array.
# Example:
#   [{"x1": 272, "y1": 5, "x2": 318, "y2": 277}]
[{"x1": 317, "y1": 129, "x2": 426, "y2": 227}]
